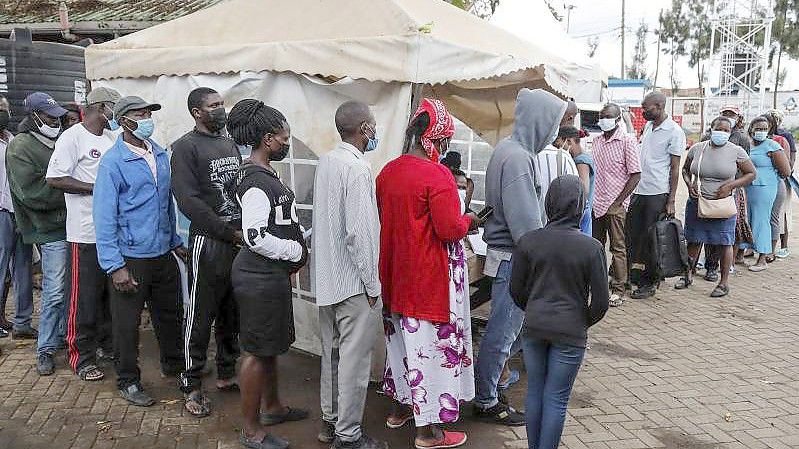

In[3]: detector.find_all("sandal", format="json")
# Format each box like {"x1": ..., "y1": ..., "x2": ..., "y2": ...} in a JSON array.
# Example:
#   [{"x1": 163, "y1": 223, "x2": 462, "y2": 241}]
[
  {"x1": 386, "y1": 413, "x2": 414, "y2": 429},
  {"x1": 748, "y1": 264, "x2": 767, "y2": 272},
  {"x1": 216, "y1": 380, "x2": 239, "y2": 392},
  {"x1": 184, "y1": 390, "x2": 211, "y2": 417},
  {"x1": 78, "y1": 364, "x2": 105, "y2": 381},
  {"x1": 239, "y1": 430, "x2": 289, "y2": 449},
  {"x1": 765, "y1": 254, "x2": 776, "y2": 263},
  {"x1": 260, "y1": 406, "x2": 309, "y2": 426},
  {"x1": 414, "y1": 430, "x2": 468, "y2": 449},
  {"x1": 710, "y1": 284, "x2": 729, "y2": 298},
  {"x1": 674, "y1": 277, "x2": 693, "y2": 290}
]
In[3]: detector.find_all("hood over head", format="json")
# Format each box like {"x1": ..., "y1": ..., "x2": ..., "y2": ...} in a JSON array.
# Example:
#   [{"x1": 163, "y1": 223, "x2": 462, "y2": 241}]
[
  {"x1": 511, "y1": 88, "x2": 567, "y2": 154},
  {"x1": 545, "y1": 174, "x2": 584, "y2": 229}
]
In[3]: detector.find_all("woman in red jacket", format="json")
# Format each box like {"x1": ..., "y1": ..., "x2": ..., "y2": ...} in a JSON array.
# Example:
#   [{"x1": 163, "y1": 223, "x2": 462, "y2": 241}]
[{"x1": 377, "y1": 99, "x2": 479, "y2": 449}]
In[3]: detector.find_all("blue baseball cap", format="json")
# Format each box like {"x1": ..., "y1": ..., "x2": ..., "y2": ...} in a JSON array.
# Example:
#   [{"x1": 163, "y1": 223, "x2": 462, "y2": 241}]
[{"x1": 24, "y1": 92, "x2": 68, "y2": 117}]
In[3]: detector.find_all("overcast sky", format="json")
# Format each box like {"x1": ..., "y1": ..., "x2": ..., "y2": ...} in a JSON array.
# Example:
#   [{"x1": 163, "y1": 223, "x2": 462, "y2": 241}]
[{"x1": 556, "y1": 0, "x2": 799, "y2": 90}]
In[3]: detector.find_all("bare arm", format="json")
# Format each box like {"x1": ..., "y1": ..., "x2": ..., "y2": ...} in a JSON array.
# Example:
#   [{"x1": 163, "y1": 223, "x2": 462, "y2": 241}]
[
  {"x1": 681, "y1": 154, "x2": 699, "y2": 199},
  {"x1": 576, "y1": 164, "x2": 590, "y2": 199},
  {"x1": 46, "y1": 176, "x2": 93, "y2": 195},
  {"x1": 666, "y1": 154, "x2": 681, "y2": 215},
  {"x1": 612, "y1": 173, "x2": 640, "y2": 207},
  {"x1": 769, "y1": 149, "x2": 792, "y2": 178}
]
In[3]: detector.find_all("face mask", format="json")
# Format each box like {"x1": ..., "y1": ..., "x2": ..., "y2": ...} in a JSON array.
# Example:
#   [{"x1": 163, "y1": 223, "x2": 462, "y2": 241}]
[
  {"x1": 0, "y1": 110, "x2": 9, "y2": 130},
  {"x1": 34, "y1": 113, "x2": 61, "y2": 138},
  {"x1": 753, "y1": 131, "x2": 768, "y2": 142},
  {"x1": 363, "y1": 125, "x2": 379, "y2": 152},
  {"x1": 107, "y1": 118, "x2": 120, "y2": 131},
  {"x1": 272, "y1": 143, "x2": 291, "y2": 161},
  {"x1": 598, "y1": 117, "x2": 619, "y2": 132},
  {"x1": 642, "y1": 109, "x2": 658, "y2": 121},
  {"x1": 207, "y1": 107, "x2": 227, "y2": 133},
  {"x1": 125, "y1": 117, "x2": 155, "y2": 140},
  {"x1": 710, "y1": 130, "x2": 730, "y2": 146}
]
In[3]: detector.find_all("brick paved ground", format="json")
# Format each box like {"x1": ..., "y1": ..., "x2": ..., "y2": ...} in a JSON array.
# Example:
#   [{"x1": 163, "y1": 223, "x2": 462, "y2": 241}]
[{"x1": 2, "y1": 205, "x2": 799, "y2": 449}]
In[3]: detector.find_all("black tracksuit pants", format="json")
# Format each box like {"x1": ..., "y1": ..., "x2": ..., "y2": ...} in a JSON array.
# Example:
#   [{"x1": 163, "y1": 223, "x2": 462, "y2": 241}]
[
  {"x1": 66, "y1": 243, "x2": 113, "y2": 373},
  {"x1": 180, "y1": 234, "x2": 239, "y2": 394},
  {"x1": 111, "y1": 253, "x2": 184, "y2": 389}
]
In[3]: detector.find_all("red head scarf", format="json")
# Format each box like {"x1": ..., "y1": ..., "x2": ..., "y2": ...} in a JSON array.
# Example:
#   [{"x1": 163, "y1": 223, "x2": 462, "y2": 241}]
[{"x1": 410, "y1": 98, "x2": 455, "y2": 162}]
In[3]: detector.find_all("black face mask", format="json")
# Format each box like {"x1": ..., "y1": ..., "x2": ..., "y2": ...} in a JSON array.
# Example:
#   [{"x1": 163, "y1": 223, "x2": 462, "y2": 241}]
[
  {"x1": 206, "y1": 107, "x2": 227, "y2": 133},
  {"x1": 271, "y1": 143, "x2": 291, "y2": 161},
  {"x1": 0, "y1": 111, "x2": 9, "y2": 131}
]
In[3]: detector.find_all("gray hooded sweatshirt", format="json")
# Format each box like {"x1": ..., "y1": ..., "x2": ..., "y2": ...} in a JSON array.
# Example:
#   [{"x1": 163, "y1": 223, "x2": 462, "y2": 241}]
[{"x1": 483, "y1": 88, "x2": 567, "y2": 252}]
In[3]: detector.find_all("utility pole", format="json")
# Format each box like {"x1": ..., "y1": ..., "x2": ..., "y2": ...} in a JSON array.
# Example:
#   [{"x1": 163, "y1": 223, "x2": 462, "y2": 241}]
[
  {"x1": 620, "y1": 0, "x2": 626, "y2": 78},
  {"x1": 654, "y1": 9, "x2": 663, "y2": 87},
  {"x1": 566, "y1": 4, "x2": 575, "y2": 33}
]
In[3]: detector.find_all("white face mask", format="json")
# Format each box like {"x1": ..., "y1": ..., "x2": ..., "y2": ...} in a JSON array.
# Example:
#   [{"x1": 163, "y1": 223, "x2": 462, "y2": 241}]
[
  {"x1": 598, "y1": 116, "x2": 619, "y2": 132},
  {"x1": 34, "y1": 112, "x2": 61, "y2": 138}
]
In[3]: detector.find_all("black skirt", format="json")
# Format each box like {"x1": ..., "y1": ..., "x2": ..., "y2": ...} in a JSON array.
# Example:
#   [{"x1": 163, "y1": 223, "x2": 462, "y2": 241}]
[{"x1": 231, "y1": 249, "x2": 295, "y2": 358}]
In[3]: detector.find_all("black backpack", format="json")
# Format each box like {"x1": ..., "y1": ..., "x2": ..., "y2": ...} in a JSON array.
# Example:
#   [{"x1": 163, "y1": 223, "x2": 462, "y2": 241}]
[{"x1": 650, "y1": 215, "x2": 691, "y2": 280}]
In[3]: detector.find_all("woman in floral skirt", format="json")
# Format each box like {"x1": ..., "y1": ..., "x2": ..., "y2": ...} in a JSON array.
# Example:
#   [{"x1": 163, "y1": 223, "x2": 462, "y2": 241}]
[{"x1": 376, "y1": 98, "x2": 479, "y2": 449}]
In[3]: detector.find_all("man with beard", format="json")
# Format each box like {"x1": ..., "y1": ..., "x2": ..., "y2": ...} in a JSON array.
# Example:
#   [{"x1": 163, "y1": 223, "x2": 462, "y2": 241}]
[
  {"x1": 47, "y1": 87, "x2": 121, "y2": 381},
  {"x1": 171, "y1": 87, "x2": 242, "y2": 417}
]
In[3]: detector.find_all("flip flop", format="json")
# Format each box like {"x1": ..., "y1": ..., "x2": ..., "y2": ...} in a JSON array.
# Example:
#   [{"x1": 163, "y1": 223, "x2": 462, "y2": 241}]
[
  {"x1": 260, "y1": 406, "x2": 309, "y2": 426},
  {"x1": 239, "y1": 430, "x2": 289, "y2": 449},
  {"x1": 184, "y1": 391, "x2": 211, "y2": 417},
  {"x1": 414, "y1": 431, "x2": 468, "y2": 449},
  {"x1": 710, "y1": 285, "x2": 729, "y2": 298}
]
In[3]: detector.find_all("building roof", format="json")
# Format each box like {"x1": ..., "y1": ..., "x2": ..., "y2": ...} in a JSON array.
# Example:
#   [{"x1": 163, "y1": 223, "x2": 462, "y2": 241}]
[{"x1": 0, "y1": 0, "x2": 224, "y2": 34}]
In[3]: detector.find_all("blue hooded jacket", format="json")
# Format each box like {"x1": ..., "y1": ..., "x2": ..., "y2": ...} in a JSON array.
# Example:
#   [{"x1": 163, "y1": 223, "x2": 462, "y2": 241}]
[{"x1": 93, "y1": 135, "x2": 182, "y2": 273}]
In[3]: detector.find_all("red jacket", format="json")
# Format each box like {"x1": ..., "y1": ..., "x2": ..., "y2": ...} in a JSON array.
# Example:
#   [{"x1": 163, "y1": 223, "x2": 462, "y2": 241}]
[{"x1": 376, "y1": 155, "x2": 471, "y2": 323}]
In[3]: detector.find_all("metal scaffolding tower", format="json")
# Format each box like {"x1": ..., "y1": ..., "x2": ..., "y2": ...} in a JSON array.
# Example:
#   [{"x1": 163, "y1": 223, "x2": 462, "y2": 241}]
[{"x1": 705, "y1": 0, "x2": 775, "y2": 123}]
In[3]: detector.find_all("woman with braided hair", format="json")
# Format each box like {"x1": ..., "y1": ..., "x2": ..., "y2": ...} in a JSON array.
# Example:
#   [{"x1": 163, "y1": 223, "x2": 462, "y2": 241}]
[{"x1": 227, "y1": 99, "x2": 308, "y2": 449}]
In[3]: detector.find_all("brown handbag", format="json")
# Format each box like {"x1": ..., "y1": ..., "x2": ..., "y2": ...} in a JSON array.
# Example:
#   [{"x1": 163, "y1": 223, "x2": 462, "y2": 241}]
[{"x1": 696, "y1": 143, "x2": 737, "y2": 219}]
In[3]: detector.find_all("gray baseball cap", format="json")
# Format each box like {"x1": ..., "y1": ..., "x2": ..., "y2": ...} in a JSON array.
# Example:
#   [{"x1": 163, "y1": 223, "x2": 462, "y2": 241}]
[
  {"x1": 86, "y1": 87, "x2": 122, "y2": 106},
  {"x1": 114, "y1": 96, "x2": 162, "y2": 118}
]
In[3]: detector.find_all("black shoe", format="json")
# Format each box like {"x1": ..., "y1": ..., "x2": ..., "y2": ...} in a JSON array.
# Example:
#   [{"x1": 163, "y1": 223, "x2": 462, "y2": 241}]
[
  {"x1": 239, "y1": 431, "x2": 289, "y2": 449},
  {"x1": 332, "y1": 435, "x2": 388, "y2": 449},
  {"x1": 119, "y1": 384, "x2": 155, "y2": 407},
  {"x1": 498, "y1": 390, "x2": 509, "y2": 405},
  {"x1": 630, "y1": 285, "x2": 656, "y2": 299},
  {"x1": 318, "y1": 421, "x2": 335, "y2": 444},
  {"x1": 96, "y1": 347, "x2": 115, "y2": 364},
  {"x1": 160, "y1": 366, "x2": 182, "y2": 378},
  {"x1": 36, "y1": 353, "x2": 55, "y2": 376},
  {"x1": 473, "y1": 402, "x2": 525, "y2": 426},
  {"x1": 11, "y1": 325, "x2": 38, "y2": 340},
  {"x1": 703, "y1": 270, "x2": 719, "y2": 283},
  {"x1": 0, "y1": 328, "x2": 8, "y2": 338}
]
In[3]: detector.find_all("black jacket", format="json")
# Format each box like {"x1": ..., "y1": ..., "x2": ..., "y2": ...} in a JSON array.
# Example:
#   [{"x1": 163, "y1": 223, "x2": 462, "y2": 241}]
[
  {"x1": 510, "y1": 175, "x2": 609, "y2": 347},
  {"x1": 170, "y1": 129, "x2": 242, "y2": 243}
]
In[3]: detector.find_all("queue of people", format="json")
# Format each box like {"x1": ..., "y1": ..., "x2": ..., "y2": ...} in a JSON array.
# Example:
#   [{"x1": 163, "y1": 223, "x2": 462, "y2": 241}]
[{"x1": 0, "y1": 83, "x2": 794, "y2": 449}]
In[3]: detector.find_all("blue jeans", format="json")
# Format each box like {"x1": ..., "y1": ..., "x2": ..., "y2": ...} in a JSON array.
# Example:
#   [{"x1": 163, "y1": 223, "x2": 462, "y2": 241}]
[
  {"x1": 475, "y1": 258, "x2": 525, "y2": 408},
  {"x1": 522, "y1": 336, "x2": 585, "y2": 449},
  {"x1": 0, "y1": 211, "x2": 33, "y2": 329},
  {"x1": 37, "y1": 240, "x2": 67, "y2": 355}
]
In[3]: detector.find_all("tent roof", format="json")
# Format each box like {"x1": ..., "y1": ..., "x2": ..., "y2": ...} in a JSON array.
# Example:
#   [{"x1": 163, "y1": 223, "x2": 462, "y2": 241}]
[{"x1": 85, "y1": 0, "x2": 569, "y2": 91}]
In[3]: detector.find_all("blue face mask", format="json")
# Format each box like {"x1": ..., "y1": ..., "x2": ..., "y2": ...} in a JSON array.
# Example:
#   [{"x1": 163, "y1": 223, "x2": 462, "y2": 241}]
[
  {"x1": 710, "y1": 130, "x2": 730, "y2": 146},
  {"x1": 364, "y1": 124, "x2": 378, "y2": 152},
  {"x1": 125, "y1": 117, "x2": 155, "y2": 140},
  {"x1": 753, "y1": 131, "x2": 768, "y2": 142},
  {"x1": 108, "y1": 118, "x2": 120, "y2": 131}
]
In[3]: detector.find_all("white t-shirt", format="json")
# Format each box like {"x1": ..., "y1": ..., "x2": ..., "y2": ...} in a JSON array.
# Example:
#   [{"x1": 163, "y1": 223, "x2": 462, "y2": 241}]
[
  {"x1": 536, "y1": 145, "x2": 578, "y2": 222},
  {"x1": 47, "y1": 124, "x2": 118, "y2": 243}
]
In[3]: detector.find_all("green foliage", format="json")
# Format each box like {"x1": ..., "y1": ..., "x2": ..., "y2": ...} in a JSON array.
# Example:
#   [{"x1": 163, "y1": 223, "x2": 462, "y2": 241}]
[{"x1": 627, "y1": 21, "x2": 649, "y2": 79}]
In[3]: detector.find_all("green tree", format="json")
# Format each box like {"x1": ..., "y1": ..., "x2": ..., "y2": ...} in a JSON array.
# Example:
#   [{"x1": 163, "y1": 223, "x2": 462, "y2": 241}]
[
  {"x1": 658, "y1": 0, "x2": 713, "y2": 90},
  {"x1": 771, "y1": 0, "x2": 799, "y2": 106},
  {"x1": 627, "y1": 21, "x2": 649, "y2": 79}
]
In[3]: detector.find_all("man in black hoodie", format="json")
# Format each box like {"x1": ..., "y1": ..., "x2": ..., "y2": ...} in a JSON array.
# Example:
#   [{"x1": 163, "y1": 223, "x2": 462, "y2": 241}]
[
  {"x1": 510, "y1": 174, "x2": 609, "y2": 448},
  {"x1": 171, "y1": 87, "x2": 242, "y2": 417}
]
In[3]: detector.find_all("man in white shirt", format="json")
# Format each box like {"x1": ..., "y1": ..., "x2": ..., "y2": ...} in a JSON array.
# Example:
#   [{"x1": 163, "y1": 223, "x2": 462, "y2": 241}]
[
  {"x1": 536, "y1": 101, "x2": 579, "y2": 222},
  {"x1": 626, "y1": 91, "x2": 686, "y2": 299},
  {"x1": 0, "y1": 95, "x2": 34, "y2": 340},
  {"x1": 312, "y1": 101, "x2": 386, "y2": 449},
  {"x1": 46, "y1": 87, "x2": 121, "y2": 381}
]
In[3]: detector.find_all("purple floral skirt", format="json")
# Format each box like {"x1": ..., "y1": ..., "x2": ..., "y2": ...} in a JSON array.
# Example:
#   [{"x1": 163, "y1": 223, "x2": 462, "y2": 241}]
[{"x1": 382, "y1": 241, "x2": 475, "y2": 426}]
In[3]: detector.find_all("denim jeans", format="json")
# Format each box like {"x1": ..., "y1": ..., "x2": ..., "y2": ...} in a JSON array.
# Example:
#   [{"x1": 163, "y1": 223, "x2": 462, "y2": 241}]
[
  {"x1": 37, "y1": 240, "x2": 68, "y2": 356},
  {"x1": 522, "y1": 335, "x2": 585, "y2": 449},
  {"x1": 474, "y1": 258, "x2": 525, "y2": 408},
  {"x1": 0, "y1": 211, "x2": 33, "y2": 329}
]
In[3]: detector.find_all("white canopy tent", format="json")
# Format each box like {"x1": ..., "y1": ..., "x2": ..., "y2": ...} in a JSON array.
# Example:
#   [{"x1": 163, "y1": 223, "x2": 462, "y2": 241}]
[
  {"x1": 85, "y1": 0, "x2": 580, "y2": 355},
  {"x1": 490, "y1": 0, "x2": 608, "y2": 103}
]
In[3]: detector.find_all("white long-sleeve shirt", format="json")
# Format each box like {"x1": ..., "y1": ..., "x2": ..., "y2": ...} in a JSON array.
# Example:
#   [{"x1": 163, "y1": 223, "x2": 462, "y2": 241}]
[
  {"x1": 239, "y1": 187, "x2": 303, "y2": 262},
  {"x1": 312, "y1": 142, "x2": 381, "y2": 306}
]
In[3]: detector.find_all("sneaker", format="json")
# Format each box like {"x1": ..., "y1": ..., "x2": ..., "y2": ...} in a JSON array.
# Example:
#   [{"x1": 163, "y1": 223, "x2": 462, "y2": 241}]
[
  {"x1": 332, "y1": 435, "x2": 388, "y2": 449},
  {"x1": 11, "y1": 325, "x2": 38, "y2": 340},
  {"x1": 36, "y1": 353, "x2": 55, "y2": 376},
  {"x1": 609, "y1": 293, "x2": 624, "y2": 307},
  {"x1": 473, "y1": 402, "x2": 525, "y2": 426},
  {"x1": 630, "y1": 285, "x2": 656, "y2": 299},
  {"x1": 119, "y1": 384, "x2": 155, "y2": 407},
  {"x1": 0, "y1": 328, "x2": 7, "y2": 338},
  {"x1": 318, "y1": 421, "x2": 335, "y2": 444},
  {"x1": 776, "y1": 248, "x2": 790, "y2": 259}
]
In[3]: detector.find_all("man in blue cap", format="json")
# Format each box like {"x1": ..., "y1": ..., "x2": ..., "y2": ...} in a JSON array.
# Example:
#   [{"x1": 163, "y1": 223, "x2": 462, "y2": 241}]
[{"x1": 6, "y1": 92, "x2": 69, "y2": 375}]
